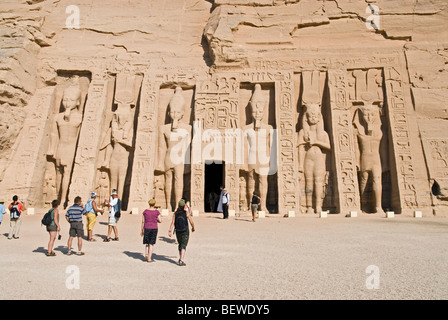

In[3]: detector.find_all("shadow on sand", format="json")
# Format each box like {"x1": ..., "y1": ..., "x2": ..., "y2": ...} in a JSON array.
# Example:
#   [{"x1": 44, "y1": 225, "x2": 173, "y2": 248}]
[{"x1": 123, "y1": 251, "x2": 178, "y2": 265}]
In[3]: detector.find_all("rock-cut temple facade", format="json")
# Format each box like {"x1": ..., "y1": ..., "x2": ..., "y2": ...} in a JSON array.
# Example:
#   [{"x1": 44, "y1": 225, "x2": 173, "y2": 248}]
[{"x1": 1, "y1": 0, "x2": 448, "y2": 217}]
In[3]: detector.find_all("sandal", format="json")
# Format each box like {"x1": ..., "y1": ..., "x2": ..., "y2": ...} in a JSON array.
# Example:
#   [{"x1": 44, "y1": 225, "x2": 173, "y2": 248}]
[
  {"x1": 103, "y1": 238, "x2": 111, "y2": 242},
  {"x1": 112, "y1": 237, "x2": 119, "y2": 241},
  {"x1": 46, "y1": 251, "x2": 56, "y2": 256}
]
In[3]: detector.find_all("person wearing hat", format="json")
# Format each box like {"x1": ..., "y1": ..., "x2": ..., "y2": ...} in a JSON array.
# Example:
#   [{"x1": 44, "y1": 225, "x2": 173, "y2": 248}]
[
  {"x1": 140, "y1": 199, "x2": 162, "y2": 262},
  {"x1": 104, "y1": 189, "x2": 120, "y2": 242},
  {"x1": 0, "y1": 199, "x2": 6, "y2": 226},
  {"x1": 84, "y1": 192, "x2": 104, "y2": 241},
  {"x1": 168, "y1": 199, "x2": 195, "y2": 266}
]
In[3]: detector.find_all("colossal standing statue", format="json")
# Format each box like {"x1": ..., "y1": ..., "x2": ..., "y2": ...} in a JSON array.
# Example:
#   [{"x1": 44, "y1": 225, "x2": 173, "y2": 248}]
[
  {"x1": 47, "y1": 79, "x2": 83, "y2": 207},
  {"x1": 242, "y1": 84, "x2": 272, "y2": 211},
  {"x1": 298, "y1": 101, "x2": 331, "y2": 214},
  {"x1": 353, "y1": 92, "x2": 383, "y2": 213},
  {"x1": 156, "y1": 86, "x2": 192, "y2": 211}
]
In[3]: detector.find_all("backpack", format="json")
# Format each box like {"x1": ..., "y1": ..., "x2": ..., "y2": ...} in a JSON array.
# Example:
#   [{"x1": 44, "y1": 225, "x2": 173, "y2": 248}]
[
  {"x1": 41, "y1": 209, "x2": 54, "y2": 226},
  {"x1": 10, "y1": 203, "x2": 20, "y2": 219},
  {"x1": 174, "y1": 209, "x2": 188, "y2": 232},
  {"x1": 114, "y1": 199, "x2": 121, "y2": 218}
]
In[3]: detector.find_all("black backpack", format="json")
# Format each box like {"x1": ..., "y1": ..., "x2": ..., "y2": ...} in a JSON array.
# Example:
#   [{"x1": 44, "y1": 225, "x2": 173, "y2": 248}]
[
  {"x1": 174, "y1": 209, "x2": 188, "y2": 232},
  {"x1": 114, "y1": 199, "x2": 121, "y2": 218},
  {"x1": 41, "y1": 209, "x2": 54, "y2": 226},
  {"x1": 10, "y1": 203, "x2": 20, "y2": 219}
]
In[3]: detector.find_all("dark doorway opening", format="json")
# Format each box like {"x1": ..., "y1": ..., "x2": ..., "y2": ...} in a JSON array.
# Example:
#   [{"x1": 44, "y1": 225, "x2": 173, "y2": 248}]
[{"x1": 204, "y1": 162, "x2": 224, "y2": 212}]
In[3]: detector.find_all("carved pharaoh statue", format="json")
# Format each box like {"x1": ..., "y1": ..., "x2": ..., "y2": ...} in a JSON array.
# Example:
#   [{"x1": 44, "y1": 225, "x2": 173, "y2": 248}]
[
  {"x1": 47, "y1": 78, "x2": 84, "y2": 207},
  {"x1": 156, "y1": 86, "x2": 192, "y2": 211},
  {"x1": 298, "y1": 99, "x2": 331, "y2": 214},
  {"x1": 242, "y1": 84, "x2": 273, "y2": 211},
  {"x1": 353, "y1": 92, "x2": 383, "y2": 213},
  {"x1": 101, "y1": 73, "x2": 142, "y2": 200}
]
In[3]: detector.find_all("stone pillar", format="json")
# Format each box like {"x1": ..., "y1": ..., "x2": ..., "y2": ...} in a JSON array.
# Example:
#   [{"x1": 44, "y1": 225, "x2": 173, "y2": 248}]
[
  {"x1": 384, "y1": 64, "x2": 431, "y2": 214},
  {"x1": 68, "y1": 78, "x2": 112, "y2": 202},
  {"x1": 327, "y1": 70, "x2": 361, "y2": 214},
  {"x1": 127, "y1": 76, "x2": 160, "y2": 211},
  {"x1": 275, "y1": 72, "x2": 299, "y2": 215}
]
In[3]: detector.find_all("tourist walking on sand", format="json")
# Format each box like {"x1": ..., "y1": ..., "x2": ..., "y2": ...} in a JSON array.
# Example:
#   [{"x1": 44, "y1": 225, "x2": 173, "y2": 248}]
[
  {"x1": 8, "y1": 195, "x2": 25, "y2": 239},
  {"x1": 46, "y1": 199, "x2": 61, "y2": 256},
  {"x1": 140, "y1": 199, "x2": 162, "y2": 262},
  {"x1": 0, "y1": 199, "x2": 5, "y2": 226},
  {"x1": 168, "y1": 199, "x2": 195, "y2": 266},
  {"x1": 65, "y1": 196, "x2": 86, "y2": 255},
  {"x1": 221, "y1": 188, "x2": 230, "y2": 219},
  {"x1": 85, "y1": 192, "x2": 104, "y2": 241},
  {"x1": 104, "y1": 189, "x2": 120, "y2": 242},
  {"x1": 250, "y1": 192, "x2": 261, "y2": 222}
]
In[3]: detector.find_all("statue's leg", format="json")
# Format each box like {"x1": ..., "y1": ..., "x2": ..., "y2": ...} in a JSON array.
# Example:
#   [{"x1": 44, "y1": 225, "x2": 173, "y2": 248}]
[
  {"x1": 314, "y1": 172, "x2": 325, "y2": 214},
  {"x1": 372, "y1": 166, "x2": 382, "y2": 213},
  {"x1": 247, "y1": 170, "x2": 256, "y2": 203},
  {"x1": 164, "y1": 170, "x2": 173, "y2": 211},
  {"x1": 359, "y1": 171, "x2": 369, "y2": 212},
  {"x1": 258, "y1": 173, "x2": 268, "y2": 211},
  {"x1": 304, "y1": 159, "x2": 314, "y2": 214},
  {"x1": 60, "y1": 165, "x2": 70, "y2": 207},
  {"x1": 173, "y1": 166, "x2": 184, "y2": 205}
]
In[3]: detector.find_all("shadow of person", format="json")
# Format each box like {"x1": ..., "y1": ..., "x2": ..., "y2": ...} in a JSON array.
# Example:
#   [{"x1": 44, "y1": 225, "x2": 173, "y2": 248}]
[
  {"x1": 151, "y1": 253, "x2": 179, "y2": 265},
  {"x1": 123, "y1": 251, "x2": 178, "y2": 265},
  {"x1": 123, "y1": 251, "x2": 145, "y2": 261},
  {"x1": 33, "y1": 245, "x2": 66, "y2": 255},
  {"x1": 158, "y1": 236, "x2": 176, "y2": 244}
]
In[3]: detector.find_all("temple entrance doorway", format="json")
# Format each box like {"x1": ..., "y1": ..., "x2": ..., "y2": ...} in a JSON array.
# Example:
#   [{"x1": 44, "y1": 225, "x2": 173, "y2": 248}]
[{"x1": 204, "y1": 162, "x2": 224, "y2": 212}]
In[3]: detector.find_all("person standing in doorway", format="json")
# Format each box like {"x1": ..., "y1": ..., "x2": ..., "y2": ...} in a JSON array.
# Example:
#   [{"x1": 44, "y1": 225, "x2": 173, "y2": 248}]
[
  {"x1": 217, "y1": 186, "x2": 224, "y2": 213},
  {"x1": 168, "y1": 199, "x2": 195, "y2": 266},
  {"x1": 222, "y1": 188, "x2": 230, "y2": 219}
]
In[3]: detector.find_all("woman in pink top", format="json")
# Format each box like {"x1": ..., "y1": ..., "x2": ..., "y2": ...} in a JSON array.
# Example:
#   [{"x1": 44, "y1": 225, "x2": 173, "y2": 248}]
[{"x1": 140, "y1": 199, "x2": 161, "y2": 262}]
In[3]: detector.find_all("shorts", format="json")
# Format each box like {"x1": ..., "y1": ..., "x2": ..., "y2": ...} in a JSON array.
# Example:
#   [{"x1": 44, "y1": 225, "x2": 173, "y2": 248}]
[
  {"x1": 143, "y1": 228, "x2": 158, "y2": 245},
  {"x1": 46, "y1": 224, "x2": 58, "y2": 232},
  {"x1": 86, "y1": 212, "x2": 96, "y2": 231},
  {"x1": 251, "y1": 204, "x2": 259, "y2": 214},
  {"x1": 109, "y1": 215, "x2": 119, "y2": 226},
  {"x1": 176, "y1": 230, "x2": 189, "y2": 251},
  {"x1": 69, "y1": 221, "x2": 84, "y2": 238}
]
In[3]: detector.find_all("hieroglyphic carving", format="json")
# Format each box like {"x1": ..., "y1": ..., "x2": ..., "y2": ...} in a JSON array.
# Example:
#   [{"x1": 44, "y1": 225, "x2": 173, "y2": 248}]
[
  {"x1": 272, "y1": 72, "x2": 298, "y2": 213},
  {"x1": 0, "y1": 87, "x2": 55, "y2": 206},
  {"x1": 384, "y1": 66, "x2": 419, "y2": 211},
  {"x1": 328, "y1": 70, "x2": 360, "y2": 213},
  {"x1": 68, "y1": 78, "x2": 111, "y2": 203},
  {"x1": 127, "y1": 76, "x2": 159, "y2": 209},
  {"x1": 191, "y1": 75, "x2": 241, "y2": 211}
]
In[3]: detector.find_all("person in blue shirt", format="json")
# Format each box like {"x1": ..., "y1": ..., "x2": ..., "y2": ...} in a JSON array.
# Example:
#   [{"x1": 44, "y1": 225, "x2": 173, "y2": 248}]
[
  {"x1": 0, "y1": 200, "x2": 6, "y2": 225},
  {"x1": 65, "y1": 196, "x2": 87, "y2": 255}
]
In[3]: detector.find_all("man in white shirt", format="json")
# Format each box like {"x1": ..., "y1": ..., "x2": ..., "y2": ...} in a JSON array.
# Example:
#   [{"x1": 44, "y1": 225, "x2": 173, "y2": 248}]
[
  {"x1": 104, "y1": 189, "x2": 120, "y2": 241},
  {"x1": 222, "y1": 188, "x2": 230, "y2": 219}
]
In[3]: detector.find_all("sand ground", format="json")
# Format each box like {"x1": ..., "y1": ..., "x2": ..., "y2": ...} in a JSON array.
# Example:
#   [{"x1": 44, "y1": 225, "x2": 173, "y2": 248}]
[{"x1": 0, "y1": 210, "x2": 447, "y2": 300}]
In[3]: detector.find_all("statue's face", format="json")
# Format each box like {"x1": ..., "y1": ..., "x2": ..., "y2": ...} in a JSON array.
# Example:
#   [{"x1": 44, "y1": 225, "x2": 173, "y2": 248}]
[
  {"x1": 251, "y1": 100, "x2": 265, "y2": 122},
  {"x1": 169, "y1": 105, "x2": 184, "y2": 122},
  {"x1": 62, "y1": 89, "x2": 81, "y2": 110},
  {"x1": 306, "y1": 105, "x2": 320, "y2": 125},
  {"x1": 361, "y1": 106, "x2": 376, "y2": 124}
]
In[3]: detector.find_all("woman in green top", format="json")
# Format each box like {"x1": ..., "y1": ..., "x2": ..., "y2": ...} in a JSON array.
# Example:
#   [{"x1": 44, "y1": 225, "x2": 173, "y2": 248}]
[{"x1": 46, "y1": 199, "x2": 60, "y2": 256}]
